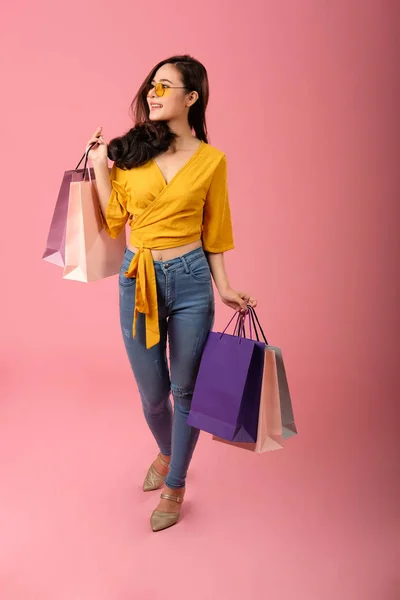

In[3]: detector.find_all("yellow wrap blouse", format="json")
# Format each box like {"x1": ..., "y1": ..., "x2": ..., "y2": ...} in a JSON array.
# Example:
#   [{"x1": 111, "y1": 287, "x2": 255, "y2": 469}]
[{"x1": 99, "y1": 140, "x2": 234, "y2": 349}]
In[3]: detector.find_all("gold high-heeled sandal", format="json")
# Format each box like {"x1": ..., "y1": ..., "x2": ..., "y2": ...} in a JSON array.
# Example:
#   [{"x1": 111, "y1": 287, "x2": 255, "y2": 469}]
[
  {"x1": 142, "y1": 454, "x2": 170, "y2": 492},
  {"x1": 150, "y1": 492, "x2": 184, "y2": 532}
]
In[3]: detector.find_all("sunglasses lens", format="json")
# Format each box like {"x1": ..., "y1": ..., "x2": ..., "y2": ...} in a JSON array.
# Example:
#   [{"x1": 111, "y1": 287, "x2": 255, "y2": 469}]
[{"x1": 146, "y1": 83, "x2": 164, "y2": 97}]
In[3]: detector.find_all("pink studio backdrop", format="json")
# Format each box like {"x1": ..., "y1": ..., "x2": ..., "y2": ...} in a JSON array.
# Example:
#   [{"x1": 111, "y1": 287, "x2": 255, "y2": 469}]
[{"x1": 0, "y1": 1, "x2": 398, "y2": 599}]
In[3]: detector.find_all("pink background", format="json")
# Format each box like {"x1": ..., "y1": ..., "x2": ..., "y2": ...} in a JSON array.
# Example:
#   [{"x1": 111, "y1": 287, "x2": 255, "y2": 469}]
[{"x1": 1, "y1": 1, "x2": 399, "y2": 599}]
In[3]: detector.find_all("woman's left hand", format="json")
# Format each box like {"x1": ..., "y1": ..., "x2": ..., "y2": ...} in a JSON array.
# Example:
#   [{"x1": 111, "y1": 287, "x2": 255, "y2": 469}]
[{"x1": 219, "y1": 287, "x2": 258, "y2": 315}]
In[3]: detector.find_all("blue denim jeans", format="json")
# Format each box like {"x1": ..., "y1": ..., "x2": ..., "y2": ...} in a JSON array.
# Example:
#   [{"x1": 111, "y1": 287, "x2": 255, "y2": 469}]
[{"x1": 119, "y1": 246, "x2": 215, "y2": 489}]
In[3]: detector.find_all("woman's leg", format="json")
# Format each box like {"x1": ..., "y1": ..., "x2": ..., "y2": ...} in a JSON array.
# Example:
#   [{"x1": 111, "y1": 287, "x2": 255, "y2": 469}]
[
  {"x1": 119, "y1": 270, "x2": 172, "y2": 457},
  {"x1": 164, "y1": 253, "x2": 215, "y2": 490}
]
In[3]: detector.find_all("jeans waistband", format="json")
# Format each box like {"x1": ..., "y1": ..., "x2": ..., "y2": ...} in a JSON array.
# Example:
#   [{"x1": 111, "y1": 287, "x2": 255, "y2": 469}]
[{"x1": 123, "y1": 245, "x2": 206, "y2": 267}]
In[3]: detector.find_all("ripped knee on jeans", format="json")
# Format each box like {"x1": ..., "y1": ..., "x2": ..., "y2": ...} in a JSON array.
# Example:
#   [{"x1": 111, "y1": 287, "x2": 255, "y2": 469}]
[{"x1": 171, "y1": 384, "x2": 194, "y2": 413}]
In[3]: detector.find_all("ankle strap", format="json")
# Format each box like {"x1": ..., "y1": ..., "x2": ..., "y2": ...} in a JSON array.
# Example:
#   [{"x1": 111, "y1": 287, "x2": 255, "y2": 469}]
[
  {"x1": 160, "y1": 493, "x2": 184, "y2": 503},
  {"x1": 158, "y1": 454, "x2": 170, "y2": 468}
]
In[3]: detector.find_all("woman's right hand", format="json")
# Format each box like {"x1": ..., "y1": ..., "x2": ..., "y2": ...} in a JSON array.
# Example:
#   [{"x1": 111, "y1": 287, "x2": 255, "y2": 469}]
[{"x1": 86, "y1": 126, "x2": 108, "y2": 163}]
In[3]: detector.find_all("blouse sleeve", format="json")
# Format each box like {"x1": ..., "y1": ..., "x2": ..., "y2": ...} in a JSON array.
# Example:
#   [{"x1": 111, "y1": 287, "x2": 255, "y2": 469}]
[
  {"x1": 201, "y1": 154, "x2": 235, "y2": 253},
  {"x1": 98, "y1": 163, "x2": 130, "y2": 239}
]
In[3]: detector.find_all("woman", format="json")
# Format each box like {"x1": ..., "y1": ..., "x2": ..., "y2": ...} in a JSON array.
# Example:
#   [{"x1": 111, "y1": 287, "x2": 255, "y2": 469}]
[{"x1": 86, "y1": 54, "x2": 257, "y2": 532}]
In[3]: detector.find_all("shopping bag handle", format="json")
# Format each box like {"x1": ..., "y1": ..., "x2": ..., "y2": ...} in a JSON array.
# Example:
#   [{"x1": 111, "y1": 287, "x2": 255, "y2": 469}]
[
  {"x1": 233, "y1": 312, "x2": 246, "y2": 336},
  {"x1": 246, "y1": 306, "x2": 269, "y2": 345},
  {"x1": 239, "y1": 306, "x2": 269, "y2": 345},
  {"x1": 220, "y1": 310, "x2": 253, "y2": 344},
  {"x1": 219, "y1": 311, "x2": 247, "y2": 344},
  {"x1": 220, "y1": 306, "x2": 268, "y2": 344},
  {"x1": 221, "y1": 311, "x2": 243, "y2": 339},
  {"x1": 240, "y1": 307, "x2": 257, "y2": 341},
  {"x1": 74, "y1": 142, "x2": 96, "y2": 179},
  {"x1": 234, "y1": 310, "x2": 254, "y2": 340}
]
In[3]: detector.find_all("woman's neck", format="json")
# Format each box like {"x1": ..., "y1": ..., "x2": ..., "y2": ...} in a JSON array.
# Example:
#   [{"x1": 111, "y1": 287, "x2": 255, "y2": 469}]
[{"x1": 166, "y1": 119, "x2": 197, "y2": 150}]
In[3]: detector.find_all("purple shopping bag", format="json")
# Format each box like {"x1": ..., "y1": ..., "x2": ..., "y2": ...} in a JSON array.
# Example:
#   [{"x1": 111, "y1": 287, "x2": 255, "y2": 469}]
[
  {"x1": 42, "y1": 149, "x2": 95, "y2": 267},
  {"x1": 187, "y1": 311, "x2": 265, "y2": 442}
]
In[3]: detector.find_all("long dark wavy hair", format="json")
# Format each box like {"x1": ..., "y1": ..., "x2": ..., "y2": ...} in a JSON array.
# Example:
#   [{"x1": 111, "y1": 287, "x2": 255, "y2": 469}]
[{"x1": 107, "y1": 55, "x2": 209, "y2": 170}]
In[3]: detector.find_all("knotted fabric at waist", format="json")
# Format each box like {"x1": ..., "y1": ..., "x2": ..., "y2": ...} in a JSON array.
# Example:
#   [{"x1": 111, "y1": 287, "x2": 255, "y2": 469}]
[{"x1": 124, "y1": 246, "x2": 159, "y2": 349}]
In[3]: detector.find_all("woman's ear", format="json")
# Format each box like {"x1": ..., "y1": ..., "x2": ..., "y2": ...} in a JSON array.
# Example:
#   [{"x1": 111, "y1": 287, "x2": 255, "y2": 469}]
[{"x1": 186, "y1": 91, "x2": 199, "y2": 107}]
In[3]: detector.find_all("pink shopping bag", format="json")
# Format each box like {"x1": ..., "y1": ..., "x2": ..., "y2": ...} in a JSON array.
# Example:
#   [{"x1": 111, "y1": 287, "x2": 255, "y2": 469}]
[
  {"x1": 42, "y1": 164, "x2": 95, "y2": 268},
  {"x1": 62, "y1": 170, "x2": 125, "y2": 282},
  {"x1": 43, "y1": 145, "x2": 125, "y2": 281}
]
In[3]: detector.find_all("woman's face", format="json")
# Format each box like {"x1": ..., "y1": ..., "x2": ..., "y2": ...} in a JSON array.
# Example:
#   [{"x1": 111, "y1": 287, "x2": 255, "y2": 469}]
[{"x1": 146, "y1": 63, "x2": 197, "y2": 122}]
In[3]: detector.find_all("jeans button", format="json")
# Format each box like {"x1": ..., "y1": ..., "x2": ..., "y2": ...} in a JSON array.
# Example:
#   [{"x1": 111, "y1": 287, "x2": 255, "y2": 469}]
[{"x1": 165, "y1": 263, "x2": 169, "y2": 268}]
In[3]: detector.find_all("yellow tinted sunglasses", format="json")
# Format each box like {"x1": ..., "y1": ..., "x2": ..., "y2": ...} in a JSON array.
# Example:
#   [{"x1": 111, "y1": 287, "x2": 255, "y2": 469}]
[{"x1": 147, "y1": 82, "x2": 187, "y2": 97}]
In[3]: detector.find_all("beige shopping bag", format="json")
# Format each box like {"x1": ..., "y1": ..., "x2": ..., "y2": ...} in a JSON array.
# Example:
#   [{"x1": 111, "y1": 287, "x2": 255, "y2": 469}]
[{"x1": 63, "y1": 176, "x2": 125, "y2": 283}]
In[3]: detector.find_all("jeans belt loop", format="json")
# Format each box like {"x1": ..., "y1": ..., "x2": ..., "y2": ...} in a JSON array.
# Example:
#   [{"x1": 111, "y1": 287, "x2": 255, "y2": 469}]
[{"x1": 180, "y1": 255, "x2": 190, "y2": 274}]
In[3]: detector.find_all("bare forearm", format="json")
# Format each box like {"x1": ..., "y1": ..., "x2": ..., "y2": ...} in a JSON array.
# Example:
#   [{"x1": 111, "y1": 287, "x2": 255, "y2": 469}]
[
  {"x1": 206, "y1": 252, "x2": 230, "y2": 294},
  {"x1": 206, "y1": 251, "x2": 258, "y2": 314},
  {"x1": 91, "y1": 159, "x2": 112, "y2": 217}
]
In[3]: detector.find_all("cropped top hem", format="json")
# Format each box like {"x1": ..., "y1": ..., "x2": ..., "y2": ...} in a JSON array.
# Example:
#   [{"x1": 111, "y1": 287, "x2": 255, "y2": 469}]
[{"x1": 129, "y1": 233, "x2": 202, "y2": 251}]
